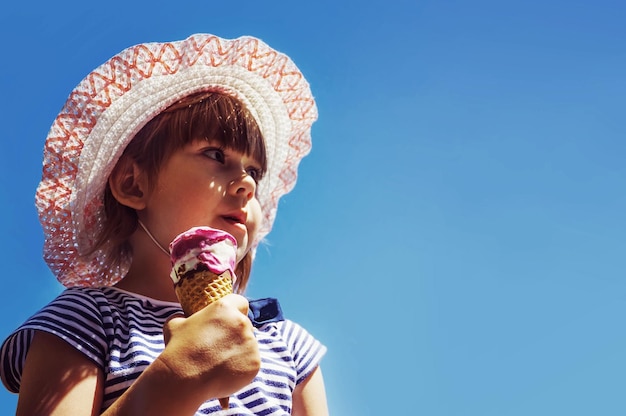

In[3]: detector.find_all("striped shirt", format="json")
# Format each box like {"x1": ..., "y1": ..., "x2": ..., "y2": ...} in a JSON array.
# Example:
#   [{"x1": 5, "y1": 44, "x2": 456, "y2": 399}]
[{"x1": 0, "y1": 287, "x2": 326, "y2": 414}]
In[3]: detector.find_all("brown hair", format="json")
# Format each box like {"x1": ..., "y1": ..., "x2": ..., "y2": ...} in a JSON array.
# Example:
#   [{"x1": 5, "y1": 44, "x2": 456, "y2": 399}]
[{"x1": 92, "y1": 91, "x2": 266, "y2": 293}]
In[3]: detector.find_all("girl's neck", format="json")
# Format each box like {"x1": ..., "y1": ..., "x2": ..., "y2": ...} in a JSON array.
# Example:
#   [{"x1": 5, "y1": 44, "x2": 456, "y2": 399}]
[
  {"x1": 114, "y1": 271, "x2": 177, "y2": 302},
  {"x1": 115, "y1": 228, "x2": 178, "y2": 302}
]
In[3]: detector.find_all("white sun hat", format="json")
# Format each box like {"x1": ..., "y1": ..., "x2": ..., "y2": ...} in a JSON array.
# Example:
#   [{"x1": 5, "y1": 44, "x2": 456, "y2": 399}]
[{"x1": 35, "y1": 34, "x2": 317, "y2": 287}]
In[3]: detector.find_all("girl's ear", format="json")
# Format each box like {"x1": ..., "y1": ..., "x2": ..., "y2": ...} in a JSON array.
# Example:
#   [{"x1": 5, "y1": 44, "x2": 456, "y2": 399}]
[{"x1": 108, "y1": 155, "x2": 149, "y2": 210}]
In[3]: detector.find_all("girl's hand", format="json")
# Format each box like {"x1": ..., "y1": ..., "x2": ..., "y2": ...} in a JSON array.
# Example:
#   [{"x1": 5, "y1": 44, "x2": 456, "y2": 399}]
[{"x1": 160, "y1": 294, "x2": 261, "y2": 400}]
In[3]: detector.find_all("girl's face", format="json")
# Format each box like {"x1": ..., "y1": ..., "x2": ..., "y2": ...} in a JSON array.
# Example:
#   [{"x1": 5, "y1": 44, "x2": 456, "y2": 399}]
[{"x1": 139, "y1": 139, "x2": 263, "y2": 262}]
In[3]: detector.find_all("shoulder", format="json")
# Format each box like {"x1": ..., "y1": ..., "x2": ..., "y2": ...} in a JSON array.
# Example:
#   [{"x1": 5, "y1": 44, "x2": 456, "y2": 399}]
[
  {"x1": 45, "y1": 286, "x2": 110, "y2": 314},
  {"x1": 20, "y1": 287, "x2": 122, "y2": 335},
  {"x1": 274, "y1": 319, "x2": 322, "y2": 347},
  {"x1": 0, "y1": 287, "x2": 112, "y2": 392},
  {"x1": 261, "y1": 319, "x2": 327, "y2": 385},
  {"x1": 16, "y1": 287, "x2": 112, "y2": 333}
]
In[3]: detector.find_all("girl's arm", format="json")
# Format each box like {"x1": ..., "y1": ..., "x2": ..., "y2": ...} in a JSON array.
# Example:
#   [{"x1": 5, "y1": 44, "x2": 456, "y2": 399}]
[
  {"x1": 17, "y1": 330, "x2": 209, "y2": 416},
  {"x1": 292, "y1": 366, "x2": 329, "y2": 416},
  {"x1": 16, "y1": 331, "x2": 104, "y2": 415},
  {"x1": 16, "y1": 294, "x2": 260, "y2": 416}
]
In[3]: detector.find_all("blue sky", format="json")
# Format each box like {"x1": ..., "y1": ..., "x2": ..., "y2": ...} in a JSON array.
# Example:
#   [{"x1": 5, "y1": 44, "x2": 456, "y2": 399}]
[{"x1": 1, "y1": 1, "x2": 625, "y2": 415}]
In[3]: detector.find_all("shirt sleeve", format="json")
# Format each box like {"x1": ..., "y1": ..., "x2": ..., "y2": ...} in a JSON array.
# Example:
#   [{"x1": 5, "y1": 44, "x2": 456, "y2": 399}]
[
  {"x1": 277, "y1": 319, "x2": 327, "y2": 385},
  {"x1": 0, "y1": 288, "x2": 108, "y2": 393}
]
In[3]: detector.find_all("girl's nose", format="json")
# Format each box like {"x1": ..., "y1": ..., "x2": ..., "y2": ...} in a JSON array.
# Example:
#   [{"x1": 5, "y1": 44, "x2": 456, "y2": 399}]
[{"x1": 228, "y1": 171, "x2": 256, "y2": 201}]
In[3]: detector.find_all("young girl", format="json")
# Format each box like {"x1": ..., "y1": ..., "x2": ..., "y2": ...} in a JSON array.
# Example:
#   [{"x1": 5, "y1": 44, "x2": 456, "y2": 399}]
[{"x1": 0, "y1": 34, "x2": 327, "y2": 415}]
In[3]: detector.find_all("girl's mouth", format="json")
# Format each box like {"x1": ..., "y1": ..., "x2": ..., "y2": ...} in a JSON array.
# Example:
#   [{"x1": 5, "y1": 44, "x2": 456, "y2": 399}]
[{"x1": 222, "y1": 214, "x2": 243, "y2": 224}]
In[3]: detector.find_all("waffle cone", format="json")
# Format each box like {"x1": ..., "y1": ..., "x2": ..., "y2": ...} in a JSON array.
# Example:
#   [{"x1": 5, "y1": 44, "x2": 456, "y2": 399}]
[{"x1": 174, "y1": 270, "x2": 233, "y2": 316}]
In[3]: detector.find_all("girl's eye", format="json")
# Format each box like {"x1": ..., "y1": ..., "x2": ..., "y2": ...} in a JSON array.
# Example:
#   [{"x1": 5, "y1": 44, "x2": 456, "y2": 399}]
[
  {"x1": 204, "y1": 148, "x2": 225, "y2": 163},
  {"x1": 246, "y1": 167, "x2": 262, "y2": 183}
]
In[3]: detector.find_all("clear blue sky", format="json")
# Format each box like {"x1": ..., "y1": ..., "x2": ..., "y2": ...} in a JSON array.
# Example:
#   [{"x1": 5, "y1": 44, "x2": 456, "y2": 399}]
[{"x1": 1, "y1": 1, "x2": 625, "y2": 415}]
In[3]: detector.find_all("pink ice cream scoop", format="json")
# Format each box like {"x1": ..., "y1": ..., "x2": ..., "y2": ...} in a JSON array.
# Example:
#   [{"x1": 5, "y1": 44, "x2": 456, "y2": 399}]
[{"x1": 169, "y1": 226, "x2": 237, "y2": 287}]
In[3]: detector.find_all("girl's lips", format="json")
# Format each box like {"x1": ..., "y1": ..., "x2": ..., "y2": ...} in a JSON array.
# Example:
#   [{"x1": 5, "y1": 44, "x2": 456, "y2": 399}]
[
  {"x1": 222, "y1": 216, "x2": 244, "y2": 228},
  {"x1": 218, "y1": 214, "x2": 247, "y2": 242},
  {"x1": 222, "y1": 215, "x2": 243, "y2": 224},
  {"x1": 221, "y1": 210, "x2": 247, "y2": 225}
]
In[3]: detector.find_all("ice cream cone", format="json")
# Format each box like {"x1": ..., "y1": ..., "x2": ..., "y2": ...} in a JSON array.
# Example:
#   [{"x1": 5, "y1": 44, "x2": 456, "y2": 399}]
[{"x1": 174, "y1": 270, "x2": 233, "y2": 316}]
